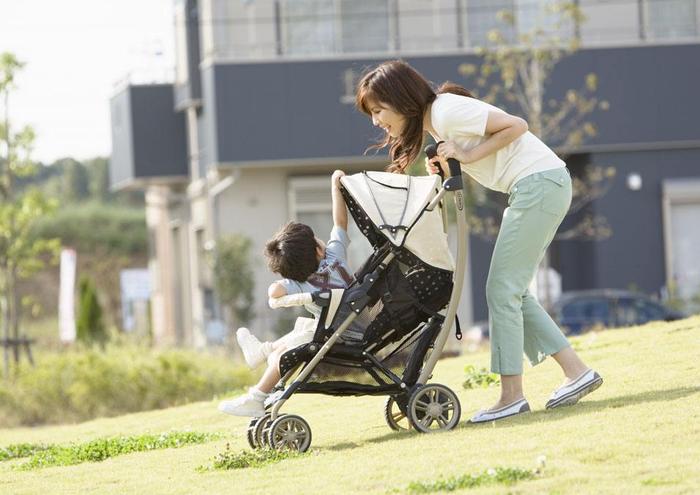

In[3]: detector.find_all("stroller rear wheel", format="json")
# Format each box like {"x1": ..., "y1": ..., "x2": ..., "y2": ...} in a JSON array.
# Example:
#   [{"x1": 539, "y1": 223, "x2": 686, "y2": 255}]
[
  {"x1": 267, "y1": 414, "x2": 312, "y2": 452},
  {"x1": 384, "y1": 396, "x2": 412, "y2": 431},
  {"x1": 407, "y1": 384, "x2": 461, "y2": 433}
]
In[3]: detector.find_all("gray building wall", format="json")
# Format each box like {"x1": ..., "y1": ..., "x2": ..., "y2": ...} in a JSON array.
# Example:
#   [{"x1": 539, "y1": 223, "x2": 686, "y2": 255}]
[{"x1": 109, "y1": 84, "x2": 189, "y2": 189}]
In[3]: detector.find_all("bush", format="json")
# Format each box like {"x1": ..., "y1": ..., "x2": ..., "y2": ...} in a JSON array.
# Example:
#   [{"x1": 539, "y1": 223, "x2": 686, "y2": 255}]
[
  {"x1": 31, "y1": 203, "x2": 147, "y2": 256},
  {"x1": 0, "y1": 346, "x2": 255, "y2": 427}
]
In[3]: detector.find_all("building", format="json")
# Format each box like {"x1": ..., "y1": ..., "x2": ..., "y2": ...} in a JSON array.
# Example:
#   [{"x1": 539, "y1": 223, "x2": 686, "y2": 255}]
[{"x1": 110, "y1": 0, "x2": 700, "y2": 347}]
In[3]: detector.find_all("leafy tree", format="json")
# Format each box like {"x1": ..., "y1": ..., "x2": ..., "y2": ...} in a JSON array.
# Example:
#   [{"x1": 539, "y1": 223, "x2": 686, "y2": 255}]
[
  {"x1": 212, "y1": 235, "x2": 255, "y2": 329},
  {"x1": 86, "y1": 157, "x2": 112, "y2": 203},
  {"x1": 455, "y1": 2, "x2": 615, "y2": 307},
  {"x1": 76, "y1": 276, "x2": 107, "y2": 345},
  {"x1": 0, "y1": 53, "x2": 61, "y2": 376},
  {"x1": 59, "y1": 158, "x2": 90, "y2": 203}
]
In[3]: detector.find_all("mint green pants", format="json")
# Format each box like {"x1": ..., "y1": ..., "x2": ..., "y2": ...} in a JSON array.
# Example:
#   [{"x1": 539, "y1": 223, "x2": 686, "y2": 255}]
[{"x1": 487, "y1": 167, "x2": 572, "y2": 375}]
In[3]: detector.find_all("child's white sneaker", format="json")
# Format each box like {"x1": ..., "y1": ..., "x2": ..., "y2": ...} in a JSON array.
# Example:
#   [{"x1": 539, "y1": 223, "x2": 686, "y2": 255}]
[
  {"x1": 218, "y1": 388, "x2": 268, "y2": 417},
  {"x1": 236, "y1": 327, "x2": 271, "y2": 368}
]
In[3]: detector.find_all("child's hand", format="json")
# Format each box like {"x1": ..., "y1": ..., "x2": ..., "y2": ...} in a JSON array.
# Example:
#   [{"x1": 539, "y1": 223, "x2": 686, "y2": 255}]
[{"x1": 332, "y1": 169, "x2": 346, "y2": 188}]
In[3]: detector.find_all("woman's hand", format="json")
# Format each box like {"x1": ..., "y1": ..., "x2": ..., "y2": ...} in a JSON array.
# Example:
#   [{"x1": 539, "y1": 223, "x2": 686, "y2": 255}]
[{"x1": 436, "y1": 140, "x2": 467, "y2": 163}]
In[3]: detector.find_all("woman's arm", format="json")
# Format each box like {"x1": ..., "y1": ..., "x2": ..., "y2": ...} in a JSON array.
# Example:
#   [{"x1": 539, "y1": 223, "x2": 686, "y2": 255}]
[
  {"x1": 437, "y1": 110, "x2": 528, "y2": 164},
  {"x1": 331, "y1": 170, "x2": 348, "y2": 231}
]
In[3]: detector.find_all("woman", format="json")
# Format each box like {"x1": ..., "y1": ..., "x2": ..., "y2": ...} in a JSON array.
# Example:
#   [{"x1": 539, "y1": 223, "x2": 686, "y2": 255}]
[{"x1": 355, "y1": 60, "x2": 602, "y2": 423}]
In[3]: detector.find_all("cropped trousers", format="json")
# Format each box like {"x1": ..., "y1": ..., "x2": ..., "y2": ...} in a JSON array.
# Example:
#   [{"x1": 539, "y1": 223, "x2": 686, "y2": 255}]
[{"x1": 487, "y1": 167, "x2": 572, "y2": 375}]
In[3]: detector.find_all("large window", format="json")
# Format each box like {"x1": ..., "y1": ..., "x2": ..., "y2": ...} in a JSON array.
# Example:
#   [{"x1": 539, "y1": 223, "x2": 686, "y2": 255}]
[
  {"x1": 645, "y1": 0, "x2": 698, "y2": 40},
  {"x1": 464, "y1": 0, "x2": 574, "y2": 48},
  {"x1": 281, "y1": 0, "x2": 390, "y2": 55}
]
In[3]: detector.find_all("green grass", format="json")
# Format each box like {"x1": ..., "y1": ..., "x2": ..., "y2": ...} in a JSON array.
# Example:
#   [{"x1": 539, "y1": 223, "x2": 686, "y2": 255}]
[{"x1": 1, "y1": 316, "x2": 699, "y2": 494}]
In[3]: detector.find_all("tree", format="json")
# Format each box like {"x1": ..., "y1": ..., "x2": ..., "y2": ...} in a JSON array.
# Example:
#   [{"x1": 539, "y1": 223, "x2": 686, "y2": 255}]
[
  {"x1": 212, "y1": 235, "x2": 255, "y2": 330},
  {"x1": 60, "y1": 157, "x2": 90, "y2": 203},
  {"x1": 76, "y1": 276, "x2": 107, "y2": 345},
  {"x1": 0, "y1": 53, "x2": 61, "y2": 376},
  {"x1": 455, "y1": 2, "x2": 615, "y2": 307},
  {"x1": 86, "y1": 157, "x2": 112, "y2": 203}
]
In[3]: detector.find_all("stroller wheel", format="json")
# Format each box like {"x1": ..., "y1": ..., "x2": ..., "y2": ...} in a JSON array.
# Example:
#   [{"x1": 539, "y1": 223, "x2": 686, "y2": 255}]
[
  {"x1": 407, "y1": 383, "x2": 461, "y2": 433},
  {"x1": 259, "y1": 413, "x2": 280, "y2": 448},
  {"x1": 247, "y1": 413, "x2": 272, "y2": 449},
  {"x1": 246, "y1": 417, "x2": 261, "y2": 449},
  {"x1": 267, "y1": 414, "x2": 312, "y2": 453},
  {"x1": 384, "y1": 396, "x2": 411, "y2": 431}
]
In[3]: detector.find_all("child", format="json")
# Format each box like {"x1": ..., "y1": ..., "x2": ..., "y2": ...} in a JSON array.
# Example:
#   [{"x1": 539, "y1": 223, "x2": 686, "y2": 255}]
[{"x1": 218, "y1": 170, "x2": 352, "y2": 417}]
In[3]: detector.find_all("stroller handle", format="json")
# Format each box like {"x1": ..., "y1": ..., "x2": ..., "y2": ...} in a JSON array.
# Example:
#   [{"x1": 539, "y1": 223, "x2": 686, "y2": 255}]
[
  {"x1": 425, "y1": 142, "x2": 463, "y2": 176},
  {"x1": 268, "y1": 292, "x2": 313, "y2": 309}
]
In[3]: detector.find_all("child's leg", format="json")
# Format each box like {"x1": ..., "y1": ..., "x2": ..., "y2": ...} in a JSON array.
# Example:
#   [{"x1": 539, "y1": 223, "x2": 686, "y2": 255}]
[
  {"x1": 218, "y1": 347, "x2": 286, "y2": 417},
  {"x1": 253, "y1": 346, "x2": 286, "y2": 394},
  {"x1": 237, "y1": 328, "x2": 274, "y2": 368}
]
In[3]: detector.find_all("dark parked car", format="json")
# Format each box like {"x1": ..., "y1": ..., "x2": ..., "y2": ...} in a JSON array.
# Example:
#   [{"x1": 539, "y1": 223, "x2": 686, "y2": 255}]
[
  {"x1": 469, "y1": 289, "x2": 685, "y2": 341},
  {"x1": 552, "y1": 289, "x2": 686, "y2": 335}
]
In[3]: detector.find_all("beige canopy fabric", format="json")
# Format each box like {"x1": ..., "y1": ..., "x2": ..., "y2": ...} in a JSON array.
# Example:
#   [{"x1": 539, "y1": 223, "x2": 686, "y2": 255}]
[{"x1": 341, "y1": 172, "x2": 454, "y2": 271}]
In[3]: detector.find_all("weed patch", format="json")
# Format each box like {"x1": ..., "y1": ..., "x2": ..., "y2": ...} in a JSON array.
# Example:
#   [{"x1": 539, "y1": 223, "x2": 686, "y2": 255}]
[
  {"x1": 198, "y1": 444, "x2": 309, "y2": 471},
  {"x1": 0, "y1": 443, "x2": 51, "y2": 461},
  {"x1": 400, "y1": 466, "x2": 537, "y2": 493},
  {"x1": 15, "y1": 431, "x2": 220, "y2": 470},
  {"x1": 462, "y1": 365, "x2": 500, "y2": 390}
]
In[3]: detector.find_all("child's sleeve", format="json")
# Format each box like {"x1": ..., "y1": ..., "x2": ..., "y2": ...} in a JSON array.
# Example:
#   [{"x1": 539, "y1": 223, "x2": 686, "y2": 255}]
[
  {"x1": 277, "y1": 278, "x2": 304, "y2": 296},
  {"x1": 325, "y1": 226, "x2": 351, "y2": 264}
]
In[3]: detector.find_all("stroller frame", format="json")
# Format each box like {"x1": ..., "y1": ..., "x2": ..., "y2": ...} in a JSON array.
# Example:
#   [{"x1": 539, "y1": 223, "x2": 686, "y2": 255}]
[{"x1": 251, "y1": 156, "x2": 468, "y2": 451}]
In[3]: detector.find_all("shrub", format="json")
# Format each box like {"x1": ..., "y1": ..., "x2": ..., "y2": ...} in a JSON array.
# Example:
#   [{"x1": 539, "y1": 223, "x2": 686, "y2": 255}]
[
  {"x1": 76, "y1": 276, "x2": 106, "y2": 345},
  {"x1": 0, "y1": 345, "x2": 255, "y2": 427}
]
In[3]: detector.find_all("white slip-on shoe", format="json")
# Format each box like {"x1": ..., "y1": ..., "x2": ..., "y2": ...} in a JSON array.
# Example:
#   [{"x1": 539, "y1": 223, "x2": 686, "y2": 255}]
[
  {"x1": 469, "y1": 398, "x2": 531, "y2": 424},
  {"x1": 236, "y1": 327, "x2": 267, "y2": 368},
  {"x1": 218, "y1": 389, "x2": 267, "y2": 417},
  {"x1": 546, "y1": 369, "x2": 603, "y2": 410}
]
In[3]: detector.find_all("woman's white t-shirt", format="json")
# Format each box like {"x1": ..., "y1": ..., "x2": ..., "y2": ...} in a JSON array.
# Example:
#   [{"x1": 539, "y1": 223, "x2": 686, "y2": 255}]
[{"x1": 430, "y1": 93, "x2": 565, "y2": 193}]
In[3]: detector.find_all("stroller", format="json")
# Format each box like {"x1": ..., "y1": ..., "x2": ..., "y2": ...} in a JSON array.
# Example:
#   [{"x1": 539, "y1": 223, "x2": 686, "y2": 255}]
[{"x1": 247, "y1": 149, "x2": 468, "y2": 452}]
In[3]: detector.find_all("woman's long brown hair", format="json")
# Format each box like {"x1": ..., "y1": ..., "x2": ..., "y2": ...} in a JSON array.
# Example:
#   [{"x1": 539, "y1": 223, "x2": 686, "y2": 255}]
[{"x1": 355, "y1": 60, "x2": 473, "y2": 173}]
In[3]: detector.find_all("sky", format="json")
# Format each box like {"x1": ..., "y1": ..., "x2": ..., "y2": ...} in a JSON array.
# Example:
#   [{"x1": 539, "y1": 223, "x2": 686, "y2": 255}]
[{"x1": 0, "y1": 0, "x2": 175, "y2": 163}]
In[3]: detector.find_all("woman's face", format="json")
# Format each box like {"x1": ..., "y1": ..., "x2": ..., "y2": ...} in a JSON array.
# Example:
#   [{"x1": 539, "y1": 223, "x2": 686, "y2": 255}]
[{"x1": 368, "y1": 101, "x2": 407, "y2": 138}]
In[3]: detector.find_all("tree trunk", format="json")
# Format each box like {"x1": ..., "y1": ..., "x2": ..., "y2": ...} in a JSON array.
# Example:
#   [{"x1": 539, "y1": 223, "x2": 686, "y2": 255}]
[
  {"x1": 1, "y1": 288, "x2": 9, "y2": 378},
  {"x1": 10, "y1": 266, "x2": 20, "y2": 364}
]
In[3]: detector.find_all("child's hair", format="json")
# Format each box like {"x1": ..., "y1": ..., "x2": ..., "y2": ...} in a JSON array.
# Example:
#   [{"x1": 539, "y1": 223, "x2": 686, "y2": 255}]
[
  {"x1": 355, "y1": 60, "x2": 474, "y2": 173},
  {"x1": 265, "y1": 222, "x2": 319, "y2": 282}
]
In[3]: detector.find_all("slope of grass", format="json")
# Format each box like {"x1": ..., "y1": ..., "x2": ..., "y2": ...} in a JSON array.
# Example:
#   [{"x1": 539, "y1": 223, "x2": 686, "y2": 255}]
[{"x1": 1, "y1": 316, "x2": 699, "y2": 494}]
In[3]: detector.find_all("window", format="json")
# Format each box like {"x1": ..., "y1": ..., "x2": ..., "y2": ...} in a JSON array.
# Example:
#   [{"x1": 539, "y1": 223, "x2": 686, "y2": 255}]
[
  {"x1": 465, "y1": 0, "x2": 516, "y2": 47},
  {"x1": 281, "y1": 0, "x2": 390, "y2": 55},
  {"x1": 288, "y1": 176, "x2": 373, "y2": 276},
  {"x1": 615, "y1": 298, "x2": 667, "y2": 326},
  {"x1": 560, "y1": 297, "x2": 611, "y2": 333},
  {"x1": 465, "y1": 0, "x2": 575, "y2": 48},
  {"x1": 645, "y1": 0, "x2": 697, "y2": 40}
]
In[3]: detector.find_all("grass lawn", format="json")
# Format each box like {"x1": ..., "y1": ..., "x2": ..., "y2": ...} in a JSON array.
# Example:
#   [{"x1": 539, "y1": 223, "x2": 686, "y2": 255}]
[{"x1": 1, "y1": 316, "x2": 699, "y2": 494}]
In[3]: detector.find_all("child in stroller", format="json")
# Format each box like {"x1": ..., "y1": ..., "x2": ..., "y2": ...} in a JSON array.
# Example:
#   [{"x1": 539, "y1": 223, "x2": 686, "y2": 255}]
[
  {"x1": 243, "y1": 161, "x2": 469, "y2": 452},
  {"x1": 218, "y1": 170, "x2": 358, "y2": 417}
]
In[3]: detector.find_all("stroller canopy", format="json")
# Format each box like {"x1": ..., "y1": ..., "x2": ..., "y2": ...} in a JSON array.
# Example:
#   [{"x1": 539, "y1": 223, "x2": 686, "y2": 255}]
[{"x1": 341, "y1": 172, "x2": 454, "y2": 271}]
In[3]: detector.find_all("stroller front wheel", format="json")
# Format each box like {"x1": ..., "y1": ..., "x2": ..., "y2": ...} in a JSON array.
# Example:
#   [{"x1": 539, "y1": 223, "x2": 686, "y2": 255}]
[
  {"x1": 407, "y1": 384, "x2": 462, "y2": 433},
  {"x1": 267, "y1": 414, "x2": 312, "y2": 452}
]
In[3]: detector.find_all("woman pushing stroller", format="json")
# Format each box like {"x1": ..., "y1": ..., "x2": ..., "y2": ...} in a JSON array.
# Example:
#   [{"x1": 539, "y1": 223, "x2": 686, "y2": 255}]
[{"x1": 355, "y1": 60, "x2": 603, "y2": 423}]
